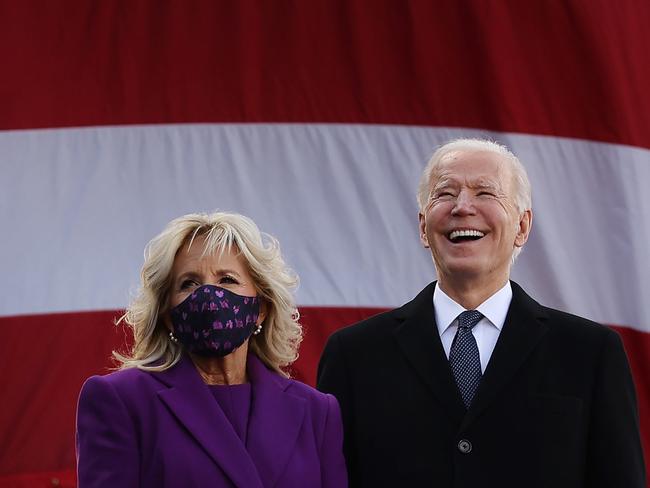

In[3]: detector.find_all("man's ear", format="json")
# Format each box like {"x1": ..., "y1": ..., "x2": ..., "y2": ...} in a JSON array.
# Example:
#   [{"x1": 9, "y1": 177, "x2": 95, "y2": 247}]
[
  {"x1": 514, "y1": 209, "x2": 533, "y2": 247},
  {"x1": 418, "y1": 212, "x2": 430, "y2": 248}
]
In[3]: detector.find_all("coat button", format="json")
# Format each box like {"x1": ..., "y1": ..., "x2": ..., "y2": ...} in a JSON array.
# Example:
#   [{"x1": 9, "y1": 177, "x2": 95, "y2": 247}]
[{"x1": 458, "y1": 439, "x2": 472, "y2": 454}]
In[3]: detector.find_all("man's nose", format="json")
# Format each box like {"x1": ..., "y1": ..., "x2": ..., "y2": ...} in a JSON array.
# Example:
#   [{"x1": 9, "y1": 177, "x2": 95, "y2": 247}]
[{"x1": 451, "y1": 190, "x2": 476, "y2": 215}]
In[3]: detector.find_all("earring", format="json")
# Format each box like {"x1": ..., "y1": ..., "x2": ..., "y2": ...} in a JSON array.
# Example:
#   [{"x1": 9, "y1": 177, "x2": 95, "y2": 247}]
[
  {"x1": 169, "y1": 331, "x2": 179, "y2": 343},
  {"x1": 253, "y1": 324, "x2": 263, "y2": 335}
]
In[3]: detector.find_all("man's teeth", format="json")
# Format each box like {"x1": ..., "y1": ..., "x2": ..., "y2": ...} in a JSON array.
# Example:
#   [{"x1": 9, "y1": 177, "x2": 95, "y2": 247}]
[{"x1": 449, "y1": 229, "x2": 485, "y2": 241}]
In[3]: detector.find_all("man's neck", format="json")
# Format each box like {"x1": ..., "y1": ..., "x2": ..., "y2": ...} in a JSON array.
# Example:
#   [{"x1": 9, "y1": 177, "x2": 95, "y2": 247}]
[{"x1": 437, "y1": 274, "x2": 510, "y2": 310}]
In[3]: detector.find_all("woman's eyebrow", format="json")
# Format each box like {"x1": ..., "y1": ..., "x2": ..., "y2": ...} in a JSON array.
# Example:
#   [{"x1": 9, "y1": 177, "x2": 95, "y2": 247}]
[
  {"x1": 215, "y1": 268, "x2": 242, "y2": 277},
  {"x1": 176, "y1": 269, "x2": 242, "y2": 281},
  {"x1": 176, "y1": 271, "x2": 201, "y2": 282}
]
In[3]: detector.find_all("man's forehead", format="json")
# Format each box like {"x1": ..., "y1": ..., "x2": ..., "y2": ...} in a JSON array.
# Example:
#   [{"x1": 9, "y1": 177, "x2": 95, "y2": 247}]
[
  {"x1": 433, "y1": 175, "x2": 501, "y2": 188},
  {"x1": 432, "y1": 150, "x2": 511, "y2": 184}
]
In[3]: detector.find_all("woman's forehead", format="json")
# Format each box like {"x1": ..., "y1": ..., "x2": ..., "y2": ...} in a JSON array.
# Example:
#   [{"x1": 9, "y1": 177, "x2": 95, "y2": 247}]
[
  {"x1": 172, "y1": 251, "x2": 250, "y2": 284},
  {"x1": 176, "y1": 237, "x2": 242, "y2": 268},
  {"x1": 182, "y1": 232, "x2": 238, "y2": 255}
]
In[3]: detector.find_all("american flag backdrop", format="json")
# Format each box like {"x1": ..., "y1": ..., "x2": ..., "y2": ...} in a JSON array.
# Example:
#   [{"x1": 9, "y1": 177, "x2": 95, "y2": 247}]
[{"x1": 1, "y1": 1, "x2": 649, "y2": 486}]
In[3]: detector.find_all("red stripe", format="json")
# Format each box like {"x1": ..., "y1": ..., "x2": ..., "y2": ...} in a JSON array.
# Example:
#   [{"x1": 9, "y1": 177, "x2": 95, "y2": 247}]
[
  {"x1": 2, "y1": 1, "x2": 650, "y2": 148},
  {"x1": 0, "y1": 310, "x2": 648, "y2": 481},
  {"x1": 0, "y1": 470, "x2": 75, "y2": 488},
  {"x1": 612, "y1": 323, "x2": 650, "y2": 469}
]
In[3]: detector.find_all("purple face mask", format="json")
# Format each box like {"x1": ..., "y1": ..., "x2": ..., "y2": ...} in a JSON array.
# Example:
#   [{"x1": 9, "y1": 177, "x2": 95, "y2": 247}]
[{"x1": 170, "y1": 284, "x2": 260, "y2": 357}]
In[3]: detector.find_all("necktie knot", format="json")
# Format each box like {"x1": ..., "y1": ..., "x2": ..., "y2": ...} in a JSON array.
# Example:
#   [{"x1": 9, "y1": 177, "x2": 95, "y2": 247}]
[{"x1": 457, "y1": 310, "x2": 483, "y2": 330}]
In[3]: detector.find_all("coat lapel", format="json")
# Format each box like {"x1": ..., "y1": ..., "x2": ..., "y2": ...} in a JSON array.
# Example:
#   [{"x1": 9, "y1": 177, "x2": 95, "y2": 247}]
[
  {"x1": 246, "y1": 355, "x2": 306, "y2": 488},
  {"x1": 393, "y1": 283, "x2": 466, "y2": 424},
  {"x1": 154, "y1": 355, "x2": 264, "y2": 488},
  {"x1": 461, "y1": 281, "x2": 549, "y2": 429}
]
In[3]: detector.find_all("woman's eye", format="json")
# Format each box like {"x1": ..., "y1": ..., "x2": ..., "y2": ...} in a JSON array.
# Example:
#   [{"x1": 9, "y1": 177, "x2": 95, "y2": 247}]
[
  {"x1": 478, "y1": 191, "x2": 495, "y2": 197},
  {"x1": 180, "y1": 279, "x2": 199, "y2": 290},
  {"x1": 220, "y1": 275, "x2": 238, "y2": 285}
]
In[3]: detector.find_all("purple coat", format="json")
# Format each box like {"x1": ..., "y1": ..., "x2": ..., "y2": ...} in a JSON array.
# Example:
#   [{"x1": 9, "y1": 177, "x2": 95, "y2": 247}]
[{"x1": 76, "y1": 354, "x2": 347, "y2": 487}]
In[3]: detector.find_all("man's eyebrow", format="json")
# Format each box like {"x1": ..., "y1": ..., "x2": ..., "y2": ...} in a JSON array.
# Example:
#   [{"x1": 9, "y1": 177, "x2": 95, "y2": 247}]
[
  {"x1": 472, "y1": 181, "x2": 499, "y2": 189},
  {"x1": 432, "y1": 177, "x2": 457, "y2": 190}
]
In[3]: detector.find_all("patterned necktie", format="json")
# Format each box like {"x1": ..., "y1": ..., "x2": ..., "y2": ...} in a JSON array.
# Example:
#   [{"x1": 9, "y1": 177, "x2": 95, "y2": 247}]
[{"x1": 449, "y1": 310, "x2": 483, "y2": 409}]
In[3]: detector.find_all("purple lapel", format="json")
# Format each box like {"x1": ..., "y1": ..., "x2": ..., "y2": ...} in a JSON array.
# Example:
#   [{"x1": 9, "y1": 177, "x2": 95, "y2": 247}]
[
  {"x1": 154, "y1": 355, "x2": 264, "y2": 488},
  {"x1": 246, "y1": 355, "x2": 306, "y2": 488}
]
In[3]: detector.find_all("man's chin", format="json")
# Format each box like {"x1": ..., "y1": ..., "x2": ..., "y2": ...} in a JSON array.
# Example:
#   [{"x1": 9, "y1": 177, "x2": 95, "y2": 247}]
[{"x1": 435, "y1": 256, "x2": 492, "y2": 279}]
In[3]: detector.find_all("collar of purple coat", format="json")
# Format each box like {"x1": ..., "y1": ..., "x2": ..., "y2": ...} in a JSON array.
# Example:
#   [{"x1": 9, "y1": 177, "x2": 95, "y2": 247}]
[{"x1": 152, "y1": 352, "x2": 306, "y2": 488}]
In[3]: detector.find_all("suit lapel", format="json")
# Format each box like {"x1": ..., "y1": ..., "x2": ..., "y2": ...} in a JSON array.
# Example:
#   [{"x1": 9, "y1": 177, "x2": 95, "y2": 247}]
[
  {"x1": 461, "y1": 281, "x2": 549, "y2": 429},
  {"x1": 246, "y1": 355, "x2": 306, "y2": 488},
  {"x1": 154, "y1": 355, "x2": 264, "y2": 488},
  {"x1": 393, "y1": 283, "x2": 466, "y2": 424}
]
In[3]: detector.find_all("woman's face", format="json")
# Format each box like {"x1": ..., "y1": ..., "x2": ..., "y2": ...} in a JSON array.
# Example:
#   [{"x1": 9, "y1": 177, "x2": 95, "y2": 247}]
[{"x1": 169, "y1": 236, "x2": 259, "y2": 309}]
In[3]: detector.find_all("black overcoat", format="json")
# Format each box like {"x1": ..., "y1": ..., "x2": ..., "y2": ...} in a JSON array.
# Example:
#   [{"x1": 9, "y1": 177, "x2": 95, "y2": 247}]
[{"x1": 317, "y1": 281, "x2": 645, "y2": 488}]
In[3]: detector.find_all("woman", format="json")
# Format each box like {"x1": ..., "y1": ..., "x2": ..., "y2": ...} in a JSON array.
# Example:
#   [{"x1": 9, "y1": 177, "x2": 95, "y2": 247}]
[{"x1": 76, "y1": 211, "x2": 347, "y2": 487}]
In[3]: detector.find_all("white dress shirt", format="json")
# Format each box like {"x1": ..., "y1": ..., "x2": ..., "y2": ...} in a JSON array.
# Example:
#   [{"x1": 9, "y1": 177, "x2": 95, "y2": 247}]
[{"x1": 433, "y1": 281, "x2": 513, "y2": 372}]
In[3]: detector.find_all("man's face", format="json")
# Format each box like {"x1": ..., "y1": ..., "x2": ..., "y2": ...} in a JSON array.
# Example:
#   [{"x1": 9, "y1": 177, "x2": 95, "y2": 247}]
[{"x1": 418, "y1": 150, "x2": 531, "y2": 286}]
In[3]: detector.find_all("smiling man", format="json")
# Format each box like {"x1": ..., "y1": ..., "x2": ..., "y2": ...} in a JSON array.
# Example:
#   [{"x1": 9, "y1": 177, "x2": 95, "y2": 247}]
[{"x1": 317, "y1": 139, "x2": 645, "y2": 488}]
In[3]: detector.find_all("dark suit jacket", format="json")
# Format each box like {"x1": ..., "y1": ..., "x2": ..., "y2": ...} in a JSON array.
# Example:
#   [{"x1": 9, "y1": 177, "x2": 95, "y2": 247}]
[
  {"x1": 317, "y1": 281, "x2": 645, "y2": 488},
  {"x1": 76, "y1": 353, "x2": 347, "y2": 488}
]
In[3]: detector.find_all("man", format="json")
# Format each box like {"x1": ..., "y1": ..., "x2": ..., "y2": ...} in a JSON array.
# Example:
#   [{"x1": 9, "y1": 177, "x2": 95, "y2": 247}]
[{"x1": 317, "y1": 139, "x2": 645, "y2": 487}]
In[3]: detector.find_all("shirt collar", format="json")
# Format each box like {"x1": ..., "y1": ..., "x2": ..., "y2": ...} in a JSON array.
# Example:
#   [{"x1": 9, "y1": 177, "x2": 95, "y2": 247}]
[{"x1": 433, "y1": 281, "x2": 513, "y2": 335}]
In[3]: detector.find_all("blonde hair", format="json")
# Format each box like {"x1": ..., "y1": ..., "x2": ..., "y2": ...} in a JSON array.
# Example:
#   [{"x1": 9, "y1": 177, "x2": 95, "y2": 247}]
[{"x1": 114, "y1": 211, "x2": 302, "y2": 376}]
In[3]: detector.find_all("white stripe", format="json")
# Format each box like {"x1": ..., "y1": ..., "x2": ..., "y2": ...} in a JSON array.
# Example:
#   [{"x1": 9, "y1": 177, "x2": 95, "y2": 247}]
[{"x1": 1, "y1": 124, "x2": 648, "y2": 333}]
